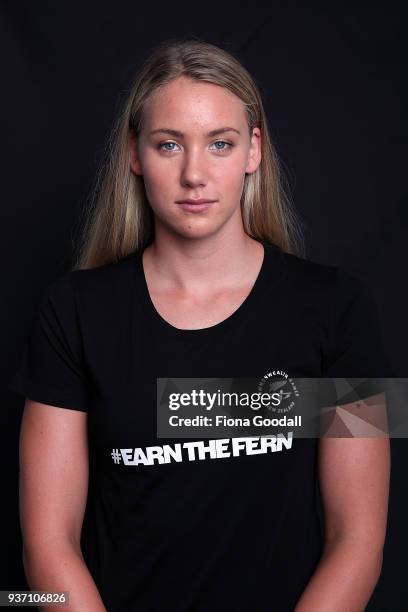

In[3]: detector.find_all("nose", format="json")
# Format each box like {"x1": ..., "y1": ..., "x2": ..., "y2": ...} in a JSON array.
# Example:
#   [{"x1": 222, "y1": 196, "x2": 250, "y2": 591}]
[{"x1": 180, "y1": 148, "x2": 208, "y2": 188}]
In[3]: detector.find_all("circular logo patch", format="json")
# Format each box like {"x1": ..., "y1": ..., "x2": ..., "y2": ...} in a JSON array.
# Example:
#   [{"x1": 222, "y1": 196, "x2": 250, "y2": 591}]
[{"x1": 257, "y1": 369, "x2": 300, "y2": 414}]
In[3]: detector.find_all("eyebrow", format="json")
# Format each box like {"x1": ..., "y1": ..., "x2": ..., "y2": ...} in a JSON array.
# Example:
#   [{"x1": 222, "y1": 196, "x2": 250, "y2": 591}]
[{"x1": 149, "y1": 127, "x2": 241, "y2": 138}]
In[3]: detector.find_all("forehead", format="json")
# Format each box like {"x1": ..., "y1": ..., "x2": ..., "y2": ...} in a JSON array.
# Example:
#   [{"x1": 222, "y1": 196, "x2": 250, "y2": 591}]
[{"x1": 143, "y1": 76, "x2": 247, "y2": 131}]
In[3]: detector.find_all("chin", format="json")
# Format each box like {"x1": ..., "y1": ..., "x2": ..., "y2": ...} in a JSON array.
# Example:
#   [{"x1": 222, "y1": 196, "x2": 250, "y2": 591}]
[{"x1": 171, "y1": 220, "x2": 221, "y2": 241}]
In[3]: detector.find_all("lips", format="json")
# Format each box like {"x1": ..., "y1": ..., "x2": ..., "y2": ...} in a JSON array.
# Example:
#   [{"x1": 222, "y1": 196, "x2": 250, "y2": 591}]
[
  {"x1": 176, "y1": 199, "x2": 217, "y2": 212},
  {"x1": 176, "y1": 199, "x2": 217, "y2": 204}
]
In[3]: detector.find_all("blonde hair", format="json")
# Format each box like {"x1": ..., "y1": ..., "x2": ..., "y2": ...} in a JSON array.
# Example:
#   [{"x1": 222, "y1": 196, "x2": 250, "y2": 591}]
[{"x1": 72, "y1": 37, "x2": 305, "y2": 270}]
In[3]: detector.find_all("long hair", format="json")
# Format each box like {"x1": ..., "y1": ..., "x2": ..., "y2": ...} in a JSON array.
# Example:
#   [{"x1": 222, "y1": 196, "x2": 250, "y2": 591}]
[{"x1": 72, "y1": 37, "x2": 305, "y2": 270}]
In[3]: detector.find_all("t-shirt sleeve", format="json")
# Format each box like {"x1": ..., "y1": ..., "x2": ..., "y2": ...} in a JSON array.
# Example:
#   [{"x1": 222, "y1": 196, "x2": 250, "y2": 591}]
[
  {"x1": 321, "y1": 267, "x2": 392, "y2": 404},
  {"x1": 8, "y1": 272, "x2": 89, "y2": 412}
]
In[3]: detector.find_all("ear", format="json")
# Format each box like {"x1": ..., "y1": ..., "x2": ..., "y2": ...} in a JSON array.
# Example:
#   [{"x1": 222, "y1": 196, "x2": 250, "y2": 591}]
[
  {"x1": 245, "y1": 127, "x2": 262, "y2": 174},
  {"x1": 129, "y1": 131, "x2": 143, "y2": 176}
]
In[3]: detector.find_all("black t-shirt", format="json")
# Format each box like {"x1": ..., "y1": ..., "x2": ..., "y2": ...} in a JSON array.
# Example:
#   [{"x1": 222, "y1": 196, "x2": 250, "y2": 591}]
[{"x1": 9, "y1": 241, "x2": 391, "y2": 612}]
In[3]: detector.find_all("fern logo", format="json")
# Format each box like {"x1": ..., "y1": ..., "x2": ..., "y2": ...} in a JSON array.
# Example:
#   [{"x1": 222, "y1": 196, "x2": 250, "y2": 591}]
[{"x1": 257, "y1": 370, "x2": 300, "y2": 415}]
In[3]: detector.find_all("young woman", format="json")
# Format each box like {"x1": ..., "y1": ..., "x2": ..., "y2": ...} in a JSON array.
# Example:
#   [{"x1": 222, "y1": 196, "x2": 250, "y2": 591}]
[{"x1": 11, "y1": 38, "x2": 390, "y2": 611}]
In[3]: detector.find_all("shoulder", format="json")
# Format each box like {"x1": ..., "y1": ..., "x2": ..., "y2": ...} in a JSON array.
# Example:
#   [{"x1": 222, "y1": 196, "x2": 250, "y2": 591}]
[
  {"x1": 44, "y1": 252, "x2": 138, "y2": 306},
  {"x1": 269, "y1": 244, "x2": 365, "y2": 303}
]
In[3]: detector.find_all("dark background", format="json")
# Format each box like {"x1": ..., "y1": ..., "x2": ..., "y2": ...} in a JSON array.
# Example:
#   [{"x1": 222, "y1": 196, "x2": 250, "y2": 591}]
[{"x1": 2, "y1": 1, "x2": 407, "y2": 609}]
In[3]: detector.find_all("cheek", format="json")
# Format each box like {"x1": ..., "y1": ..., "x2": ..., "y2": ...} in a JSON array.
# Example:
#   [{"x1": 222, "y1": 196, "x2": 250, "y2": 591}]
[
  {"x1": 143, "y1": 160, "x2": 169, "y2": 186},
  {"x1": 142, "y1": 162, "x2": 175, "y2": 204},
  {"x1": 212, "y1": 161, "x2": 246, "y2": 194},
  {"x1": 213, "y1": 148, "x2": 247, "y2": 179}
]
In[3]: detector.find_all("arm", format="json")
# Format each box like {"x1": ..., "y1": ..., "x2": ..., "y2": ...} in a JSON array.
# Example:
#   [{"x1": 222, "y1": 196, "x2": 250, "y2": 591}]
[
  {"x1": 19, "y1": 399, "x2": 107, "y2": 611},
  {"x1": 294, "y1": 424, "x2": 390, "y2": 611}
]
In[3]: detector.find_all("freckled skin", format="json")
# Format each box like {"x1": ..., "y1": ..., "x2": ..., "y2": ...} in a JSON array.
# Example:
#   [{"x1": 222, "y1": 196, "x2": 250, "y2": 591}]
[{"x1": 129, "y1": 75, "x2": 261, "y2": 243}]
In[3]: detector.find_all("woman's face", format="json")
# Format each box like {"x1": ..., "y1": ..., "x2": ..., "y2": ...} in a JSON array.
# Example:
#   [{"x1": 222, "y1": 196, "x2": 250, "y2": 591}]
[{"x1": 130, "y1": 75, "x2": 261, "y2": 241}]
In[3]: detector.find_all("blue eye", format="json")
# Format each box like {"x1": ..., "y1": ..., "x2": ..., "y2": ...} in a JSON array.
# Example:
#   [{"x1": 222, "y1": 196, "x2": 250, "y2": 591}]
[
  {"x1": 211, "y1": 140, "x2": 232, "y2": 151},
  {"x1": 158, "y1": 140, "x2": 233, "y2": 153},
  {"x1": 159, "y1": 142, "x2": 177, "y2": 152}
]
